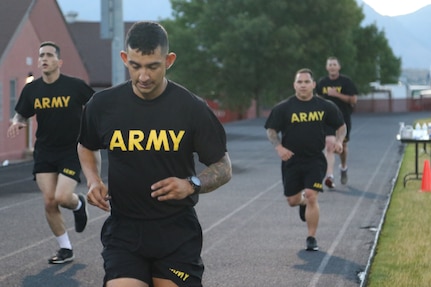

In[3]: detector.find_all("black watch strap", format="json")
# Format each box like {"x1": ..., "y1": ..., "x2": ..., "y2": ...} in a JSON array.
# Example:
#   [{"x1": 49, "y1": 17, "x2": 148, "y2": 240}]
[{"x1": 187, "y1": 176, "x2": 201, "y2": 194}]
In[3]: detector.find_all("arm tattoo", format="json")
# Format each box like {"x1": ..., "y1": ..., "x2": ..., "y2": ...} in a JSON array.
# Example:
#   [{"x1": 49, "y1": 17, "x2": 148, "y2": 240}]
[
  {"x1": 198, "y1": 153, "x2": 232, "y2": 194},
  {"x1": 266, "y1": 129, "x2": 281, "y2": 147}
]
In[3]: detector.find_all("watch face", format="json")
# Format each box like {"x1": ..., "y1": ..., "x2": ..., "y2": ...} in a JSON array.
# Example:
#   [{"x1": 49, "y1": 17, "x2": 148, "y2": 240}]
[
  {"x1": 188, "y1": 176, "x2": 201, "y2": 193},
  {"x1": 191, "y1": 176, "x2": 201, "y2": 186}
]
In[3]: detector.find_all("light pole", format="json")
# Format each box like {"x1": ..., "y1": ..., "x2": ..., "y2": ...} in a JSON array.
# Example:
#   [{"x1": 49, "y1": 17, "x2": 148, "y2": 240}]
[{"x1": 101, "y1": 0, "x2": 125, "y2": 86}]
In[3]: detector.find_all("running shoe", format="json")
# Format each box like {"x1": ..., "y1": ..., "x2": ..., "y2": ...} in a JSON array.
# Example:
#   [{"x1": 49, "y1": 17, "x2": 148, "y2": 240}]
[
  {"x1": 299, "y1": 204, "x2": 306, "y2": 222},
  {"x1": 48, "y1": 248, "x2": 74, "y2": 264},
  {"x1": 74, "y1": 194, "x2": 88, "y2": 233},
  {"x1": 306, "y1": 236, "x2": 319, "y2": 251},
  {"x1": 340, "y1": 168, "x2": 348, "y2": 185},
  {"x1": 324, "y1": 176, "x2": 335, "y2": 189}
]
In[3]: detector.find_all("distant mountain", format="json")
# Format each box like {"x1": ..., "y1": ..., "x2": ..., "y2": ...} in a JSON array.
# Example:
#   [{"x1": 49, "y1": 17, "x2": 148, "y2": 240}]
[{"x1": 357, "y1": 0, "x2": 431, "y2": 70}]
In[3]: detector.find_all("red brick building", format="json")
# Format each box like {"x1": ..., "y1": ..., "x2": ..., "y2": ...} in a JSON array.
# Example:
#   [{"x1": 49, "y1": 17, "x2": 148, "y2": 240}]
[{"x1": 0, "y1": 0, "x2": 89, "y2": 162}]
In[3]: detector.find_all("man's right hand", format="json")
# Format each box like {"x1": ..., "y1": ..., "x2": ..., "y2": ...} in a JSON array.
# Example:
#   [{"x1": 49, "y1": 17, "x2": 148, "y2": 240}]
[
  {"x1": 7, "y1": 122, "x2": 27, "y2": 138},
  {"x1": 87, "y1": 181, "x2": 110, "y2": 212}
]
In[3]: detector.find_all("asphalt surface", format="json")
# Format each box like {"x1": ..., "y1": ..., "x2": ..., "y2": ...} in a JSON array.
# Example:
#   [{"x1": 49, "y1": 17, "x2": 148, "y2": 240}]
[{"x1": 0, "y1": 112, "x2": 428, "y2": 287}]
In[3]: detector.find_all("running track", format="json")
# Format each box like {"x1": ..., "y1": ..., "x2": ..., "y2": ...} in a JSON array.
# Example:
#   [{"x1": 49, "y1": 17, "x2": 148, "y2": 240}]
[{"x1": 0, "y1": 112, "x2": 427, "y2": 287}]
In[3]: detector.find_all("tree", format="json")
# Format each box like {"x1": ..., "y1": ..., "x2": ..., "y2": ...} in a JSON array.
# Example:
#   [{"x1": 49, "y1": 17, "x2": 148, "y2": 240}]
[
  {"x1": 353, "y1": 24, "x2": 401, "y2": 92},
  {"x1": 163, "y1": 0, "x2": 401, "y2": 115}
]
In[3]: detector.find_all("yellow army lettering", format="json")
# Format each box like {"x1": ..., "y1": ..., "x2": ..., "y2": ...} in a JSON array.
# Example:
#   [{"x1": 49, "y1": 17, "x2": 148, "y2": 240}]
[
  {"x1": 109, "y1": 130, "x2": 185, "y2": 151},
  {"x1": 313, "y1": 182, "x2": 323, "y2": 189},
  {"x1": 63, "y1": 168, "x2": 76, "y2": 176},
  {"x1": 291, "y1": 111, "x2": 324, "y2": 123},
  {"x1": 169, "y1": 268, "x2": 190, "y2": 281},
  {"x1": 34, "y1": 96, "x2": 71, "y2": 109},
  {"x1": 322, "y1": 86, "x2": 342, "y2": 94}
]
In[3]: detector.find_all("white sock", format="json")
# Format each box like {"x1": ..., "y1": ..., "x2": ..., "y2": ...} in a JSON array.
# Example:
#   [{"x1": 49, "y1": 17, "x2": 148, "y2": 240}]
[
  {"x1": 300, "y1": 191, "x2": 306, "y2": 205},
  {"x1": 56, "y1": 232, "x2": 72, "y2": 250},
  {"x1": 73, "y1": 197, "x2": 82, "y2": 211}
]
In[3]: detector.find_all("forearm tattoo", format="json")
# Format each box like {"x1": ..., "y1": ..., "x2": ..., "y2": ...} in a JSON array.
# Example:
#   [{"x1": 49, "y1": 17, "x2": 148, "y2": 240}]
[
  {"x1": 266, "y1": 129, "x2": 281, "y2": 147},
  {"x1": 198, "y1": 153, "x2": 232, "y2": 194}
]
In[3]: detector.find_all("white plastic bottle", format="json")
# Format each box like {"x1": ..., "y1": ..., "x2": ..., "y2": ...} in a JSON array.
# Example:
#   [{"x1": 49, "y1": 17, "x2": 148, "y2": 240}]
[
  {"x1": 414, "y1": 122, "x2": 421, "y2": 139},
  {"x1": 398, "y1": 122, "x2": 405, "y2": 139},
  {"x1": 422, "y1": 123, "x2": 428, "y2": 139}
]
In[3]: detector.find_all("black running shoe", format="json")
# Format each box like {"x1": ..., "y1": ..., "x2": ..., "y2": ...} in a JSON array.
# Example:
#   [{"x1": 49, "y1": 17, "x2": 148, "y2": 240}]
[
  {"x1": 340, "y1": 168, "x2": 348, "y2": 185},
  {"x1": 306, "y1": 236, "x2": 319, "y2": 251},
  {"x1": 73, "y1": 194, "x2": 88, "y2": 233},
  {"x1": 299, "y1": 204, "x2": 306, "y2": 222},
  {"x1": 48, "y1": 248, "x2": 74, "y2": 264}
]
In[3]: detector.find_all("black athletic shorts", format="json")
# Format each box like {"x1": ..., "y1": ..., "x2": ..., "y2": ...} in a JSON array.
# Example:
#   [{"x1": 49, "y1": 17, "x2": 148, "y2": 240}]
[
  {"x1": 101, "y1": 207, "x2": 204, "y2": 287},
  {"x1": 326, "y1": 115, "x2": 351, "y2": 142},
  {"x1": 281, "y1": 153, "x2": 327, "y2": 197},
  {"x1": 32, "y1": 147, "x2": 81, "y2": 183}
]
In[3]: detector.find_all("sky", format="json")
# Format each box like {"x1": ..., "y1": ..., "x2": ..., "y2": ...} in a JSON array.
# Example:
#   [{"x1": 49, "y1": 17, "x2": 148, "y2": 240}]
[
  {"x1": 57, "y1": 0, "x2": 431, "y2": 21},
  {"x1": 57, "y1": 0, "x2": 172, "y2": 22},
  {"x1": 362, "y1": 0, "x2": 431, "y2": 16}
]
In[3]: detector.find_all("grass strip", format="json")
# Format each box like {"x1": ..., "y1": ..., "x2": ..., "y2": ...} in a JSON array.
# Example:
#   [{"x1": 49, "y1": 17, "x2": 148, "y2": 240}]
[{"x1": 366, "y1": 143, "x2": 431, "y2": 286}]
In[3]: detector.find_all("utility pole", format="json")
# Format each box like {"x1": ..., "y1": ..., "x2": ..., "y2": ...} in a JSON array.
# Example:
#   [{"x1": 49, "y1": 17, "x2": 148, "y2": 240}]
[{"x1": 100, "y1": 0, "x2": 125, "y2": 86}]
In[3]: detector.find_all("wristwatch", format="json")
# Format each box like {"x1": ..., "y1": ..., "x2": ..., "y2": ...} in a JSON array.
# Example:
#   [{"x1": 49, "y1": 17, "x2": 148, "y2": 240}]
[{"x1": 187, "y1": 176, "x2": 201, "y2": 194}]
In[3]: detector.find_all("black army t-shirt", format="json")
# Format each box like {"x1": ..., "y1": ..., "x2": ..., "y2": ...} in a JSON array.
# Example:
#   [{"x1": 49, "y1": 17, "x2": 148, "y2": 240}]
[
  {"x1": 15, "y1": 74, "x2": 94, "y2": 151},
  {"x1": 79, "y1": 80, "x2": 227, "y2": 219},
  {"x1": 264, "y1": 95, "x2": 344, "y2": 158},
  {"x1": 316, "y1": 74, "x2": 358, "y2": 117}
]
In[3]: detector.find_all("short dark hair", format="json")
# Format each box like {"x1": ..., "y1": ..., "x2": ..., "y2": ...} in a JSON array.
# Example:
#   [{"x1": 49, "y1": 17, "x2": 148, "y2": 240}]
[
  {"x1": 40, "y1": 41, "x2": 60, "y2": 58},
  {"x1": 125, "y1": 21, "x2": 169, "y2": 55},
  {"x1": 296, "y1": 68, "x2": 313, "y2": 80},
  {"x1": 327, "y1": 56, "x2": 340, "y2": 65}
]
